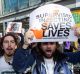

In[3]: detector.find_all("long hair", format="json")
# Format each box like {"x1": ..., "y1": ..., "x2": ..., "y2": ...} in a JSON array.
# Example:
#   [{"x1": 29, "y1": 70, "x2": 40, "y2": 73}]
[
  {"x1": 36, "y1": 42, "x2": 67, "y2": 62},
  {"x1": 78, "y1": 38, "x2": 80, "y2": 44},
  {"x1": 0, "y1": 33, "x2": 18, "y2": 57}
]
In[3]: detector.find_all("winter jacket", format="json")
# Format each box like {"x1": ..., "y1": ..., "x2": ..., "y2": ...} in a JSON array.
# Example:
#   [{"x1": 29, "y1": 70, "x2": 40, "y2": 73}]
[
  {"x1": 12, "y1": 48, "x2": 80, "y2": 73},
  {"x1": 30, "y1": 49, "x2": 72, "y2": 74},
  {"x1": 32, "y1": 60, "x2": 72, "y2": 74}
]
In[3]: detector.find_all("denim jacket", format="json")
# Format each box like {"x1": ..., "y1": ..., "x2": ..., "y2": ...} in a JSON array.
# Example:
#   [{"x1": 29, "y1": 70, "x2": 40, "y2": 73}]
[
  {"x1": 25, "y1": 49, "x2": 73, "y2": 74},
  {"x1": 12, "y1": 48, "x2": 80, "y2": 73},
  {"x1": 31, "y1": 56, "x2": 72, "y2": 74}
]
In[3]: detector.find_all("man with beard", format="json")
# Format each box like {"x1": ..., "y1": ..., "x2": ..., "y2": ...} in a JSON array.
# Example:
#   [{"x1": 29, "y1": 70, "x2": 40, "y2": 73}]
[
  {"x1": 0, "y1": 33, "x2": 18, "y2": 74},
  {"x1": 12, "y1": 30, "x2": 80, "y2": 74},
  {"x1": 31, "y1": 42, "x2": 73, "y2": 74}
]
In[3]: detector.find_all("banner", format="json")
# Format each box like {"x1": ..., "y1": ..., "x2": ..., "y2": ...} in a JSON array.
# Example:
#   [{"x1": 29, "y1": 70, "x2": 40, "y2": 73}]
[
  {"x1": 6, "y1": 22, "x2": 22, "y2": 33},
  {"x1": 29, "y1": 4, "x2": 77, "y2": 42}
]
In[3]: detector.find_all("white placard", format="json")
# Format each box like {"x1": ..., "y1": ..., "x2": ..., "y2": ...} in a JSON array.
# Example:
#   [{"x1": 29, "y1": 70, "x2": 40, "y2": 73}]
[
  {"x1": 29, "y1": 4, "x2": 77, "y2": 42},
  {"x1": 6, "y1": 22, "x2": 22, "y2": 33}
]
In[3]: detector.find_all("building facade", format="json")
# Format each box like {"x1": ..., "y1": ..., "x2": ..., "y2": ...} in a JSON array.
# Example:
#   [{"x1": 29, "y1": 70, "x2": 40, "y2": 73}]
[{"x1": 0, "y1": 0, "x2": 79, "y2": 35}]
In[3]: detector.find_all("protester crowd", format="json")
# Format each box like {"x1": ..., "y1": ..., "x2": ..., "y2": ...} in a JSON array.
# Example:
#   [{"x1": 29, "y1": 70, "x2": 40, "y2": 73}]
[
  {"x1": 0, "y1": 4, "x2": 80, "y2": 74},
  {"x1": 0, "y1": 29, "x2": 80, "y2": 74}
]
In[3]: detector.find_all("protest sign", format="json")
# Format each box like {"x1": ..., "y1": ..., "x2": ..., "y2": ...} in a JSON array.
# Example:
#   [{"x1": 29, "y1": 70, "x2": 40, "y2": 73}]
[
  {"x1": 6, "y1": 22, "x2": 22, "y2": 33},
  {"x1": 29, "y1": 4, "x2": 77, "y2": 42}
]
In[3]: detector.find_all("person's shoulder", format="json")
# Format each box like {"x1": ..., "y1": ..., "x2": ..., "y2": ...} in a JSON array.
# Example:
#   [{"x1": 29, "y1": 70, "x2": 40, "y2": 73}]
[
  {"x1": 0, "y1": 56, "x2": 5, "y2": 64},
  {"x1": 15, "y1": 47, "x2": 32, "y2": 56},
  {"x1": 0, "y1": 56, "x2": 4, "y2": 60},
  {"x1": 64, "y1": 51, "x2": 80, "y2": 55},
  {"x1": 16, "y1": 47, "x2": 29, "y2": 52}
]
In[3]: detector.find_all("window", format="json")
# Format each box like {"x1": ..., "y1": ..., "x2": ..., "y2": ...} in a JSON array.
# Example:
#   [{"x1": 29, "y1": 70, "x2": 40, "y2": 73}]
[
  {"x1": 3, "y1": 0, "x2": 41, "y2": 14},
  {"x1": 18, "y1": 0, "x2": 29, "y2": 9},
  {"x1": 10, "y1": 0, "x2": 18, "y2": 11},
  {"x1": 3, "y1": 0, "x2": 18, "y2": 14},
  {"x1": 3, "y1": 0, "x2": 10, "y2": 13},
  {"x1": 29, "y1": 0, "x2": 41, "y2": 6}
]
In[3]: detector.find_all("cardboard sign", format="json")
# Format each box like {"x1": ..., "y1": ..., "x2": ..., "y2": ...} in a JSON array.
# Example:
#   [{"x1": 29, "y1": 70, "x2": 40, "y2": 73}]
[
  {"x1": 6, "y1": 22, "x2": 22, "y2": 33},
  {"x1": 29, "y1": 4, "x2": 77, "y2": 42}
]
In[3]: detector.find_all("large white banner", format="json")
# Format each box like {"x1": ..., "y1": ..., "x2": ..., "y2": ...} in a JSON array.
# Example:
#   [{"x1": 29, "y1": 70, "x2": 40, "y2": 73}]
[
  {"x1": 29, "y1": 4, "x2": 77, "y2": 42},
  {"x1": 6, "y1": 22, "x2": 22, "y2": 33}
]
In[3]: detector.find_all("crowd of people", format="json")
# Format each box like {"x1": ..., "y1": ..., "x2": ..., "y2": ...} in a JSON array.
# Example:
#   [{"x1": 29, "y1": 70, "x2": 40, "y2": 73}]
[
  {"x1": 0, "y1": 30, "x2": 80, "y2": 74},
  {"x1": 0, "y1": 4, "x2": 80, "y2": 74}
]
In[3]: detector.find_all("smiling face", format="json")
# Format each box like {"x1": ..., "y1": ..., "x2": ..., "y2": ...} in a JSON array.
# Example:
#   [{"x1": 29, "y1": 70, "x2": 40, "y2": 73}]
[
  {"x1": 40, "y1": 42, "x2": 57, "y2": 58},
  {"x1": 2, "y1": 36, "x2": 17, "y2": 56}
]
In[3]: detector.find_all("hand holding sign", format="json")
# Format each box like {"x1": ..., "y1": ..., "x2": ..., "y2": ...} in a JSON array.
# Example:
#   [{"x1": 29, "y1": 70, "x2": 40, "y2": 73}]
[
  {"x1": 29, "y1": 4, "x2": 78, "y2": 43},
  {"x1": 31, "y1": 29, "x2": 43, "y2": 39},
  {"x1": 24, "y1": 30, "x2": 34, "y2": 45},
  {"x1": 23, "y1": 30, "x2": 34, "y2": 49}
]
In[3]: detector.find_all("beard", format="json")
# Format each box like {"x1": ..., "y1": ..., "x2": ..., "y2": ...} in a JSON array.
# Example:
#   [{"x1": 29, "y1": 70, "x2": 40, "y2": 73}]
[
  {"x1": 6, "y1": 52, "x2": 13, "y2": 57},
  {"x1": 40, "y1": 48, "x2": 55, "y2": 59},
  {"x1": 5, "y1": 48, "x2": 15, "y2": 57}
]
